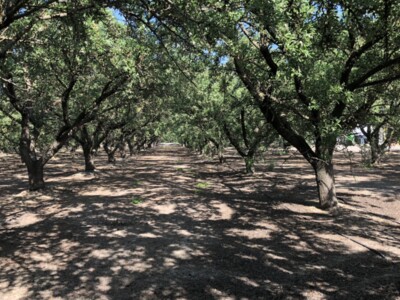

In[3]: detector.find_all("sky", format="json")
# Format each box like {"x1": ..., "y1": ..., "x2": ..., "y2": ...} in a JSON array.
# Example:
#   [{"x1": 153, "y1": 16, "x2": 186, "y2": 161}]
[{"x1": 111, "y1": 8, "x2": 126, "y2": 23}]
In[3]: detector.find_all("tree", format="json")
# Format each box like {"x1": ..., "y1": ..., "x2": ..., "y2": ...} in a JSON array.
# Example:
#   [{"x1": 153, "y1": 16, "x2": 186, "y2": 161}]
[
  {"x1": 219, "y1": 73, "x2": 277, "y2": 173},
  {"x1": 358, "y1": 83, "x2": 400, "y2": 165},
  {"x1": 0, "y1": 13, "x2": 131, "y2": 190}
]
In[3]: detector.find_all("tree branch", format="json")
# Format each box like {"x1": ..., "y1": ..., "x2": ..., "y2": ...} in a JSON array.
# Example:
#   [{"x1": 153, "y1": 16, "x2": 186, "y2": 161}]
[
  {"x1": 346, "y1": 56, "x2": 400, "y2": 91},
  {"x1": 353, "y1": 73, "x2": 400, "y2": 90},
  {"x1": 240, "y1": 108, "x2": 249, "y2": 149},
  {"x1": 340, "y1": 35, "x2": 385, "y2": 86},
  {"x1": 61, "y1": 77, "x2": 77, "y2": 126}
]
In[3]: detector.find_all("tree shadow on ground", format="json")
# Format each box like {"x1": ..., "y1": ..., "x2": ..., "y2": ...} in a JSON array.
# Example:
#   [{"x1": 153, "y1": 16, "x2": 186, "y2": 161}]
[{"x1": 0, "y1": 146, "x2": 399, "y2": 299}]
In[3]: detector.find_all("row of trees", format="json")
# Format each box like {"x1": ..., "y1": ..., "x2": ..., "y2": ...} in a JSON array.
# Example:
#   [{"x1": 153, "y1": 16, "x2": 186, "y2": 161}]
[
  {"x1": 1, "y1": 0, "x2": 400, "y2": 211},
  {"x1": 0, "y1": 2, "x2": 169, "y2": 189},
  {"x1": 116, "y1": 0, "x2": 400, "y2": 209}
]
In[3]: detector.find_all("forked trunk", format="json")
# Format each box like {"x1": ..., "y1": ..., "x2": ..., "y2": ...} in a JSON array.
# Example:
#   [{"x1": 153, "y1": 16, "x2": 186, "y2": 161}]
[
  {"x1": 313, "y1": 161, "x2": 338, "y2": 210},
  {"x1": 27, "y1": 158, "x2": 45, "y2": 191}
]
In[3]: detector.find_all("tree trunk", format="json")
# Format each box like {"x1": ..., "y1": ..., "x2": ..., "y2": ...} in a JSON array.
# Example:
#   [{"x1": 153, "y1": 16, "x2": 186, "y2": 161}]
[
  {"x1": 26, "y1": 158, "x2": 45, "y2": 191},
  {"x1": 370, "y1": 136, "x2": 381, "y2": 165},
  {"x1": 218, "y1": 150, "x2": 225, "y2": 163},
  {"x1": 244, "y1": 156, "x2": 255, "y2": 174},
  {"x1": 119, "y1": 142, "x2": 126, "y2": 158},
  {"x1": 127, "y1": 140, "x2": 135, "y2": 156},
  {"x1": 19, "y1": 111, "x2": 46, "y2": 191},
  {"x1": 103, "y1": 141, "x2": 117, "y2": 163},
  {"x1": 313, "y1": 161, "x2": 338, "y2": 209},
  {"x1": 83, "y1": 146, "x2": 95, "y2": 172},
  {"x1": 107, "y1": 152, "x2": 116, "y2": 163}
]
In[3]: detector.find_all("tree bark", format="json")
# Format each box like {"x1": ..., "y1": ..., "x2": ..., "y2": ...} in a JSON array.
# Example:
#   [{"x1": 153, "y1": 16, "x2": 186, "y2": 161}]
[
  {"x1": 244, "y1": 156, "x2": 255, "y2": 174},
  {"x1": 83, "y1": 145, "x2": 95, "y2": 172},
  {"x1": 20, "y1": 147, "x2": 46, "y2": 191},
  {"x1": 103, "y1": 140, "x2": 117, "y2": 163},
  {"x1": 127, "y1": 140, "x2": 136, "y2": 156},
  {"x1": 25, "y1": 158, "x2": 45, "y2": 191},
  {"x1": 362, "y1": 125, "x2": 393, "y2": 165},
  {"x1": 370, "y1": 135, "x2": 381, "y2": 165},
  {"x1": 107, "y1": 152, "x2": 116, "y2": 163},
  {"x1": 313, "y1": 160, "x2": 339, "y2": 209},
  {"x1": 218, "y1": 150, "x2": 225, "y2": 163},
  {"x1": 18, "y1": 105, "x2": 46, "y2": 191}
]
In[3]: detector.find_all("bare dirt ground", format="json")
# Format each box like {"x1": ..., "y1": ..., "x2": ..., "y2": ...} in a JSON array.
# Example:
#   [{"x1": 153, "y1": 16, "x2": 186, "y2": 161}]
[{"x1": 0, "y1": 145, "x2": 399, "y2": 300}]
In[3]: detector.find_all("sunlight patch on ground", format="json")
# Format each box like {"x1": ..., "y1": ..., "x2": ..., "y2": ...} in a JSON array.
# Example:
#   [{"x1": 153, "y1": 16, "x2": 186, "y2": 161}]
[
  {"x1": 13, "y1": 190, "x2": 30, "y2": 198},
  {"x1": 253, "y1": 222, "x2": 280, "y2": 231},
  {"x1": 225, "y1": 227, "x2": 276, "y2": 240},
  {"x1": 148, "y1": 203, "x2": 176, "y2": 214},
  {"x1": 172, "y1": 249, "x2": 191, "y2": 260},
  {"x1": 163, "y1": 257, "x2": 177, "y2": 267},
  {"x1": 314, "y1": 233, "x2": 365, "y2": 253},
  {"x1": 264, "y1": 253, "x2": 288, "y2": 261},
  {"x1": 81, "y1": 187, "x2": 135, "y2": 196},
  {"x1": 0, "y1": 286, "x2": 31, "y2": 300},
  {"x1": 178, "y1": 201, "x2": 235, "y2": 221},
  {"x1": 114, "y1": 229, "x2": 129, "y2": 237},
  {"x1": 59, "y1": 239, "x2": 80, "y2": 251},
  {"x1": 301, "y1": 290, "x2": 326, "y2": 300},
  {"x1": 209, "y1": 201, "x2": 235, "y2": 220},
  {"x1": 207, "y1": 287, "x2": 235, "y2": 299},
  {"x1": 307, "y1": 281, "x2": 339, "y2": 294},
  {"x1": 170, "y1": 245, "x2": 205, "y2": 260},
  {"x1": 7, "y1": 212, "x2": 43, "y2": 228},
  {"x1": 173, "y1": 164, "x2": 191, "y2": 169},
  {"x1": 30, "y1": 251, "x2": 53, "y2": 262},
  {"x1": 97, "y1": 276, "x2": 112, "y2": 292},
  {"x1": 235, "y1": 254, "x2": 258, "y2": 261},
  {"x1": 176, "y1": 229, "x2": 192, "y2": 236},
  {"x1": 138, "y1": 232, "x2": 162, "y2": 238},
  {"x1": 47, "y1": 172, "x2": 96, "y2": 182},
  {"x1": 124, "y1": 261, "x2": 154, "y2": 272},
  {"x1": 13, "y1": 174, "x2": 27, "y2": 180},
  {"x1": 38, "y1": 290, "x2": 63, "y2": 300},
  {"x1": 53, "y1": 204, "x2": 85, "y2": 218},
  {"x1": 91, "y1": 249, "x2": 113, "y2": 259},
  {"x1": 340, "y1": 198, "x2": 400, "y2": 224},
  {"x1": 174, "y1": 174, "x2": 194, "y2": 182},
  {"x1": 346, "y1": 235, "x2": 400, "y2": 258},
  {"x1": 274, "y1": 203, "x2": 326, "y2": 215},
  {"x1": 35, "y1": 194, "x2": 53, "y2": 201},
  {"x1": 236, "y1": 276, "x2": 260, "y2": 287}
]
